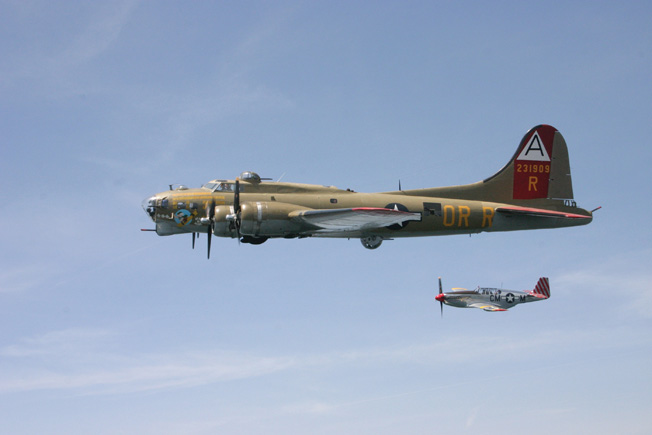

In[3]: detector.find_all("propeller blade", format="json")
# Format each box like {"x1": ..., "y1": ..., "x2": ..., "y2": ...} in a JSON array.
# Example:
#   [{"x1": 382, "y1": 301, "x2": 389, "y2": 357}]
[
  {"x1": 192, "y1": 232, "x2": 196, "y2": 249},
  {"x1": 234, "y1": 179, "x2": 240, "y2": 213},
  {"x1": 207, "y1": 200, "x2": 215, "y2": 259},
  {"x1": 438, "y1": 277, "x2": 444, "y2": 318},
  {"x1": 234, "y1": 179, "x2": 241, "y2": 242},
  {"x1": 207, "y1": 226, "x2": 212, "y2": 259}
]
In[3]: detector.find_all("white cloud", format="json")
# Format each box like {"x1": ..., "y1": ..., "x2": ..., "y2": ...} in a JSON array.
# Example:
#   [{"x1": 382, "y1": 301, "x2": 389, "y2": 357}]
[
  {"x1": 0, "y1": 328, "x2": 297, "y2": 395},
  {"x1": 466, "y1": 406, "x2": 479, "y2": 428},
  {"x1": 282, "y1": 401, "x2": 336, "y2": 416},
  {"x1": 56, "y1": 1, "x2": 136, "y2": 70},
  {"x1": 1, "y1": 1, "x2": 137, "y2": 96},
  {"x1": 0, "y1": 328, "x2": 114, "y2": 358},
  {"x1": 0, "y1": 265, "x2": 54, "y2": 293},
  {"x1": 557, "y1": 248, "x2": 652, "y2": 317},
  {"x1": 0, "y1": 323, "x2": 642, "y2": 397}
]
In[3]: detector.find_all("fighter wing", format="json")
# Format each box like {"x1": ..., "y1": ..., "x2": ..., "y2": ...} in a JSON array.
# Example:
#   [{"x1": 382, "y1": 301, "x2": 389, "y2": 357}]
[
  {"x1": 291, "y1": 207, "x2": 422, "y2": 232},
  {"x1": 467, "y1": 302, "x2": 508, "y2": 312},
  {"x1": 495, "y1": 206, "x2": 591, "y2": 219}
]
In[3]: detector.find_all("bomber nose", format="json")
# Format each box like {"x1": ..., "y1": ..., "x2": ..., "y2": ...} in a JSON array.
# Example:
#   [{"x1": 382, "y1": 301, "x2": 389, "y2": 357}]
[{"x1": 142, "y1": 196, "x2": 157, "y2": 219}]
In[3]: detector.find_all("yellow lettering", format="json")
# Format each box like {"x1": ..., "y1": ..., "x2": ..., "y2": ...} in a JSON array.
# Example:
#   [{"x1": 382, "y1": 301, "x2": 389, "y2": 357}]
[
  {"x1": 482, "y1": 207, "x2": 494, "y2": 227},
  {"x1": 443, "y1": 205, "x2": 455, "y2": 227},
  {"x1": 528, "y1": 176, "x2": 538, "y2": 192},
  {"x1": 458, "y1": 206, "x2": 470, "y2": 227}
]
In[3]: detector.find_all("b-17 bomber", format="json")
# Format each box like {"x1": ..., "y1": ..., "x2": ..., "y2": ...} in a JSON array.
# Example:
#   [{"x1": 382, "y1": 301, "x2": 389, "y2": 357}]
[{"x1": 142, "y1": 124, "x2": 595, "y2": 257}]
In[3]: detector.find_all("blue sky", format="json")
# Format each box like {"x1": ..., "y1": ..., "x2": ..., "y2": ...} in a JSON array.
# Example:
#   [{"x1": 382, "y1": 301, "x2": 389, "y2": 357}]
[{"x1": 1, "y1": 1, "x2": 651, "y2": 433}]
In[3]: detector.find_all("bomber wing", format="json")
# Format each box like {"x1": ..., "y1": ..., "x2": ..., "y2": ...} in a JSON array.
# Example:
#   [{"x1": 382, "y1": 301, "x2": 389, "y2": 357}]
[{"x1": 290, "y1": 207, "x2": 422, "y2": 232}]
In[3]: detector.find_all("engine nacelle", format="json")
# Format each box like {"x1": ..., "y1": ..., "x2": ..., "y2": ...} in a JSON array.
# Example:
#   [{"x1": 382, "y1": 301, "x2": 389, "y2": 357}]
[
  {"x1": 239, "y1": 202, "x2": 306, "y2": 237},
  {"x1": 211, "y1": 205, "x2": 238, "y2": 238}
]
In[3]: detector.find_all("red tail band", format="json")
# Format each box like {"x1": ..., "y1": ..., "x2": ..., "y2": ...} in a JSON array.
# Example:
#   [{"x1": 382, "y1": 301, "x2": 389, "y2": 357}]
[{"x1": 533, "y1": 277, "x2": 550, "y2": 298}]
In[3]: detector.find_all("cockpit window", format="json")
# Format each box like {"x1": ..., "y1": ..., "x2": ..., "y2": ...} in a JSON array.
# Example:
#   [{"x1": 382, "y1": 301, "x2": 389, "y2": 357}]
[
  {"x1": 202, "y1": 182, "x2": 242, "y2": 192},
  {"x1": 202, "y1": 183, "x2": 218, "y2": 191},
  {"x1": 216, "y1": 182, "x2": 234, "y2": 191}
]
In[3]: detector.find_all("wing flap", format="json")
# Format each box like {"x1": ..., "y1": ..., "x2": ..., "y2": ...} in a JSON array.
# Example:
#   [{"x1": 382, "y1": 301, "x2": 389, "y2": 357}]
[{"x1": 291, "y1": 207, "x2": 421, "y2": 232}]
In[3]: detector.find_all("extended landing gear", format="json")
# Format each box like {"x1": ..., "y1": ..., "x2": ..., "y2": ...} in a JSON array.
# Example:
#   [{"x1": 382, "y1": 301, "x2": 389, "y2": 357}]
[{"x1": 360, "y1": 235, "x2": 383, "y2": 249}]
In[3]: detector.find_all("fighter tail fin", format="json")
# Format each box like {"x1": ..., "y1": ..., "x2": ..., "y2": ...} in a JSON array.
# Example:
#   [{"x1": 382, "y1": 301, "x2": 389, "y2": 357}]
[{"x1": 532, "y1": 277, "x2": 550, "y2": 299}]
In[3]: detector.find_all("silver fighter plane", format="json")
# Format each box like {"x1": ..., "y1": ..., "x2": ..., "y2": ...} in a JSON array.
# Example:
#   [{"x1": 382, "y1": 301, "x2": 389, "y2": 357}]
[{"x1": 435, "y1": 277, "x2": 550, "y2": 314}]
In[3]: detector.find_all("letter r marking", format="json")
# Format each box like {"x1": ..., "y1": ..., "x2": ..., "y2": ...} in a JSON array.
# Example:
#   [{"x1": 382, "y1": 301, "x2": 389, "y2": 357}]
[{"x1": 482, "y1": 207, "x2": 494, "y2": 227}]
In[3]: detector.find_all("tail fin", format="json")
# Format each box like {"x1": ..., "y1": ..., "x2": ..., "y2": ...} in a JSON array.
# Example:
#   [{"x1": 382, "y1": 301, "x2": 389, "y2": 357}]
[
  {"x1": 532, "y1": 277, "x2": 550, "y2": 298},
  {"x1": 403, "y1": 125, "x2": 577, "y2": 206},
  {"x1": 484, "y1": 125, "x2": 573, "y2": 202}
]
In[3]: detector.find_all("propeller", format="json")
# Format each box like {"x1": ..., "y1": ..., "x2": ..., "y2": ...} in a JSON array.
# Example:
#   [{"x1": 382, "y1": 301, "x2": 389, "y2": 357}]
[
  {"x1": 234, "y1": 179, "x2": 240, "y2": 211},
  {"x1": 207, "y1": 199, "x2": 215, "y2": 259},
  {"x1": 200, "y1": 177, "x2": 243, "y2": 257},
  {"x1": 192, "y1": 232, "x2": 196, "y2": 249},
  {"x1": 232, "y1": 179, "x2": 242, "y2": 242},
  {"x1": 436, "y1": 277, "x2": 445, "y2": 318}
]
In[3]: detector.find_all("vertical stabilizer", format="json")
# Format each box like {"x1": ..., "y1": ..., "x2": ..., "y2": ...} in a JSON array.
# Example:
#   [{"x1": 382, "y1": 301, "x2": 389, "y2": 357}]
[
  {"x1": 398, "y1": 125, "x2": 579, "y2": 207},
  {"x1": 532, "y1": 277, "x2": 550, "y2": 299},
  {"x1": 485, "y1": 125, "x2": 574, "y2": 202}
]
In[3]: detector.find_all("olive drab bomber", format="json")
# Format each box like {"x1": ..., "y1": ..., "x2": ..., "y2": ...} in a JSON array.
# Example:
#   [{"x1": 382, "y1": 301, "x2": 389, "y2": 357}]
[{"x1": 142, "y1": 125, "x2": 595, "y2": 258}]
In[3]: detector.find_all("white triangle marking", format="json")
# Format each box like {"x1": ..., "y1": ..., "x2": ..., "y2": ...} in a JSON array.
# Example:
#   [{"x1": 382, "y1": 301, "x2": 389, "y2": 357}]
[{"x1": 517, "y1": 131, "x2": 550, "y2": 162}]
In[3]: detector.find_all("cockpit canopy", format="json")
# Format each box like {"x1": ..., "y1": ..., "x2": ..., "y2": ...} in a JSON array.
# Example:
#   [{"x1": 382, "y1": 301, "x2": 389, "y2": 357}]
[
  {"x1": 479, "y1": 287, "x2": 501, "y2": 295},
  {"x1": 202, "y1": 181, "x2": 236, "y2": 192},
  {"x1": 202, "y1": 171, "x2": 264, "y2": 192}
]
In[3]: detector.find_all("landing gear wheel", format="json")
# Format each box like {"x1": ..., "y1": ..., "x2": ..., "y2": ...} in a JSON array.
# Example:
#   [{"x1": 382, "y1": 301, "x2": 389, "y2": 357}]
[{"x1": 360, "y1": 235, "x2": 383, "y2": 249}]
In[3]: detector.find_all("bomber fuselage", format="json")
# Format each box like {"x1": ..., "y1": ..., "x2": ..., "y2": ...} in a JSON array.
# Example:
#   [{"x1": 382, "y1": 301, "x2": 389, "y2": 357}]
[{"x1": 143, "y1": 177, "x2": 590, "y2": 240}]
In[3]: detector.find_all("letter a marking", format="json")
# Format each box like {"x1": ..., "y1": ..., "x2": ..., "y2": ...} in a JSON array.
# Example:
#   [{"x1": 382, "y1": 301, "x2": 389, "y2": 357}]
[{"x1": 517, "y1": 131, "x2": 551, "y2": 162}]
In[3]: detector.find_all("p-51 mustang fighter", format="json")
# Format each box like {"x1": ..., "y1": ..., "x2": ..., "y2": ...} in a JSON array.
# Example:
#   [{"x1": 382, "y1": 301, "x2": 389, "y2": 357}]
[
  {"x1": 142, "y1": 124, "x2": 595, "y2": 257},
  {"x1": 435, "y1": 277, "x2": 550, "y2": 314}
]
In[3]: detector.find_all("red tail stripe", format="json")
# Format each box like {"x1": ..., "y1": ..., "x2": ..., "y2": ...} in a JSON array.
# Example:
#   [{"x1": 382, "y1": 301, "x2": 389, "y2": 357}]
[
  {"x1": 534, "y1": 278, "x2": 550, "y2": 298},
  {"x1": 540, "y1": 285, "x2": 550, "y2": 297}
]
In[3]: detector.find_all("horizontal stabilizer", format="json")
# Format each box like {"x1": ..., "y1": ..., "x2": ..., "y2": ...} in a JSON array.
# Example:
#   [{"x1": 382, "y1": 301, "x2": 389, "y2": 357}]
[{"x1": 496, "y1": 206, "x2": 591, "y2": 219}]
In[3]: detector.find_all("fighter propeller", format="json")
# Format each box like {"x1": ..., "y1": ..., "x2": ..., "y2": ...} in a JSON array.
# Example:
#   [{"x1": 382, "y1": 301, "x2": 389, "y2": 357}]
[{"x1": 436, "y1": 277, "x2": 445, "y2": 317}]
